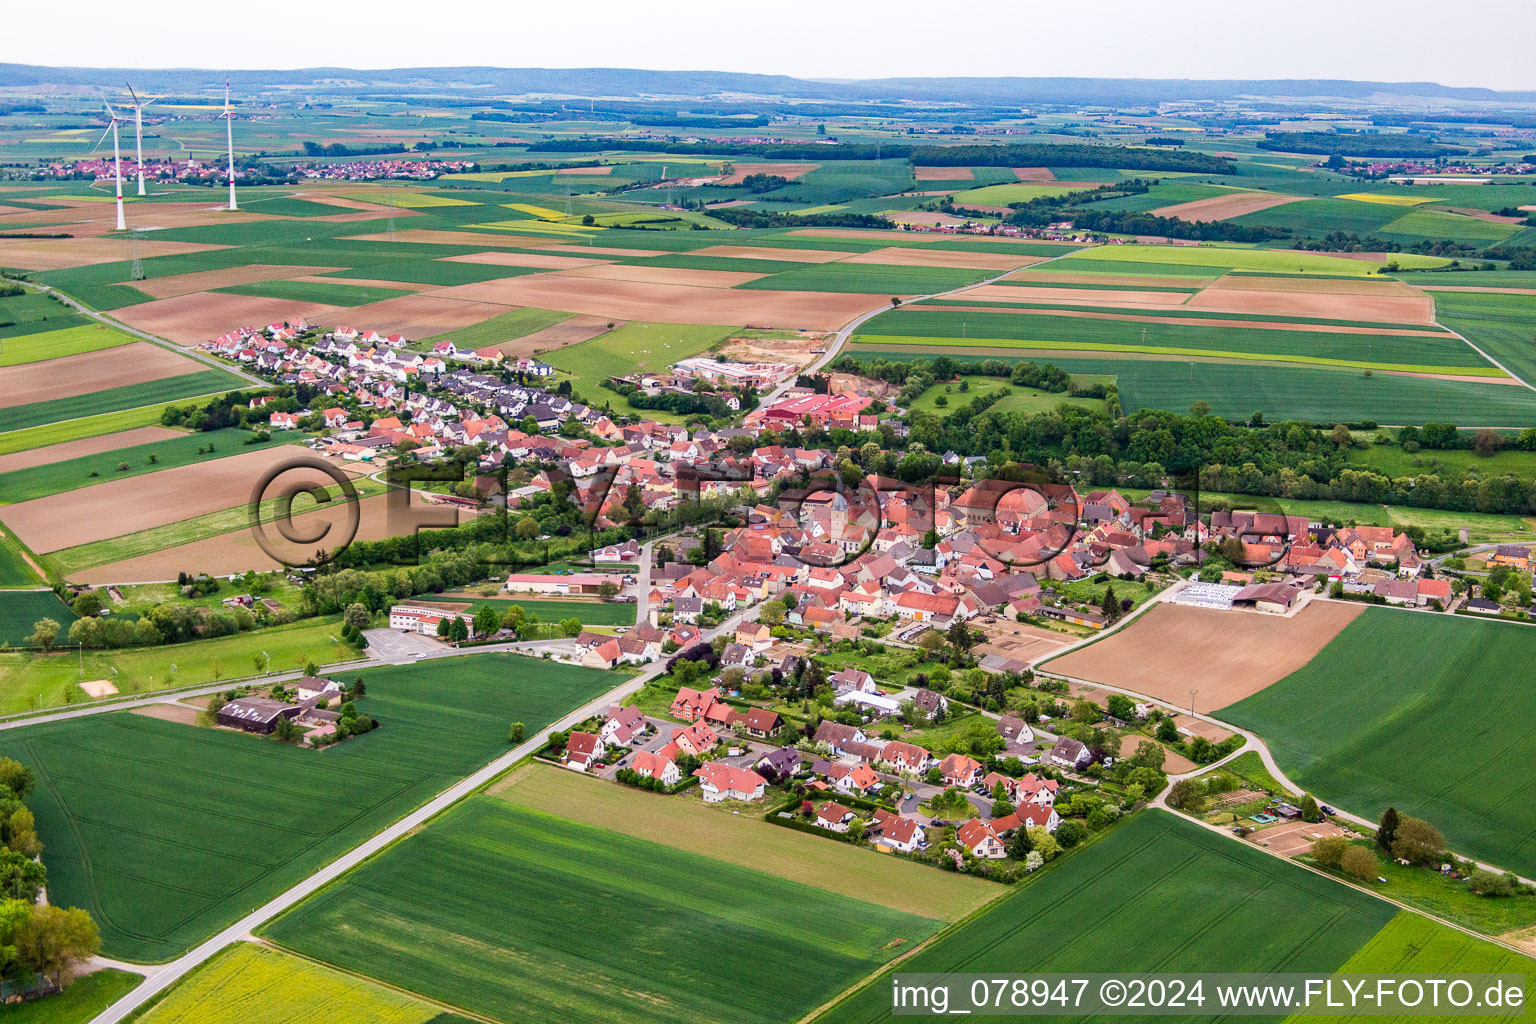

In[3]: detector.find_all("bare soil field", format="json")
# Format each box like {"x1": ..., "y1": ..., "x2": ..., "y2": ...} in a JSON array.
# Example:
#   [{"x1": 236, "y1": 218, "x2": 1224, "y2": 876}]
[
  {"x1": 687, "y1": 244, "x2": 850, "y2": 263},
  {"x1": 843, "y1": 247, "x2": 1045, "y2": 271},
  {"x1": 1013, "y1": 271, "x2": 1213, "y2": 288},
  {"x1": 790, "y1": 228, "x2": 1081, "y2": 246},
  {"x1": 0, "y1": 200, "x2": 266, "y2": 238},
  {"x1": 960, "y1": 284, "x2": 1192, "y2": 308},
  {"x1": 1150, "y1": 192, "x2": 1307, "y2": 221},
  {"x1": 129, "y1": 264, "x2": 343, "y2": 299},
  {"x1": 717, "y1": 331, "x2": 827, "y2": 368},
  {"x1": 974, "y1": 616, "x2": 1072, "y2": 664},
  {"x1": 342, "y1": 228, "x2": 532, "y2": 248},
  {"x1": 1044, "y1": 600, "x2": 1364, "y2": 710},
  {"x1": 2, "y1": 445, "x2": 348, "y2": 554},
  {"x1": 428, "y1": 277, "x2": 888, "y2": 331},
  {"x1": 0, "y1": 342, "x2": 203, "y2": 408},
  {"x1": 1248, "y1": 819, "x2": 1351, "y2": 858},
  {"x1": 499, "y1": 315, "x2": 614, "y2": 358},
  {"x1": 130, "y1": 703, "x2": 199, "y2": 726},
  {"x1": 886, "y1": 211, "x2": 968, "y2": 227},
  {"x1": 315, "y1": 294, "x2": 513, "y2": 337},
  {"x1": 0, "y1": 425, "x2": 184, "y2": 474},
  {"x1": 438, "y1": 251, "x2": 614, "y2": 270},
  {"x1": 914, "y1": 166, "x2": 974, "y2": 181},
  {"x1": 114, "y1": 292, "x2": 342, "y2": 345},
  {"x1": 0, "y1": 237, "x2": 229, "y2": 271},
  {"x1": 927, "y1": 304, "x2": 1458, "y2": 337},
  {"x1": 71, "y1": 489, "x2": 474, "y2": 582},
  {"x1": 554, "y1": 264, "x2": 766, "y2": 288},
  {"x1": 556, "y1": 165, "x2": 613, "y2": 175},
  {"x1": 1120, "y1": 734, "x2": 1196, "y2": 774},
  {"x1": 1172, "y1": 714, "x2": 1236, "y2": 742},
  {"x1": 1012, "y1": 167, "x2": 1057, "y2": 181},
  {"x1": 1187, "y1": 276, "x2": 1435, "y2": 324},
  {"x1": 715, "y1": 162, "x2": 818, "y2": 186}
]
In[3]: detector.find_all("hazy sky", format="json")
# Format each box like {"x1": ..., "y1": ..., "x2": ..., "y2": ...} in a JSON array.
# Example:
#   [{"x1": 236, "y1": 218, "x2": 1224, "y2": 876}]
[{"x1": 8, "y1": 0, "x2": 1535, "y2": 91}]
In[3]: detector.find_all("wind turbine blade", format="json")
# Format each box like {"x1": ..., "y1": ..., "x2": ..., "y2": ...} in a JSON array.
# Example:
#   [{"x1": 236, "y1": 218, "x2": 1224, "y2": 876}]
[
  {"x1": 143, "y1": 94, "x2": 160, "y2": 110},
  {"x1": 90, "y1": 123, "x2": 112, "y2": 153},
  {"x1": 126, "y1": 83, "x2": 141, "y2": 107},
  {"x1": 103, "y1": 100, "x2": 116, "y2": 120}
]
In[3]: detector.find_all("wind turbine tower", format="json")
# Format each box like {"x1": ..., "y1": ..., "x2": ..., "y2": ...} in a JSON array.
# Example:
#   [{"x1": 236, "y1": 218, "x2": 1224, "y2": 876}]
[
  {"x1": 221, "y1": 79, "x2": 238, "y2": 211},
  {"x1": 124, "y1": 84, "x2": 158, "y2": 196},
  {"x1": 93, "y1": 103, "x2": 127, "y2": 231}
]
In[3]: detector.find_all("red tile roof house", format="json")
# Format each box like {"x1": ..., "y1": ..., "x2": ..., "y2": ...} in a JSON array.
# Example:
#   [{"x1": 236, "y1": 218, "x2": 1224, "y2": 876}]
[
  {"x1": 956, "y1": 818, "x2": 1007, "y2": 859},
  {"x1": 871, "y1": 808, "x2": 925, "y2": 853},
  {"x1": 670, "y1": 686, "x2": 723, "y2": 722},
  {"x1": 826, "y1": 761, "x2": 881, "y2": 796},
  {"x1": 563, "y1": 731, "x2": 606, "y2": 772},
  {"x1": 939, "y1": 752, "x2": 984, "y2": 788},
  {"x1": 672, "y1": 721, "x2": 719, "y2": 757},
  {"x1": 694, "y1": 762, "x2": 768, "y2": 803},
  {"x1": 743, "y1": 708, "x2": 782, "y2": 739},
  {"x1": 632, "y1": 750, "x2": 681, "y2": 786},
  {"x1": 880, "y1": 741, "x2": 933, "y2": 774},
  {"x1": 816, "y1": 800, "x2": 856, "y2": 833},
  {"x1": 600, "y1": 705, "x2": 648, "y2": 746}
]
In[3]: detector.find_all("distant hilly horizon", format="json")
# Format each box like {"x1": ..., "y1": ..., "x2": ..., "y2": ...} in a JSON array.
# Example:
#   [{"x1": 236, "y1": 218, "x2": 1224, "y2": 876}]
[{"x1": 3, "y1": 63, "x2": 1536, "y2": 107}]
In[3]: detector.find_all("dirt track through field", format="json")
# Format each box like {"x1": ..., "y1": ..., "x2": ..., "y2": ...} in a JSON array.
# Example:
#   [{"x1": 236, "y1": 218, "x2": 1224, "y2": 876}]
[
  {"x1": 114, "y1": 292, "x2": 343, "y2": 345},
  {"x1": 1150, "y1": 192, "x2": 1308, "y2": 221},
  {"x1": 1, "y1": 445, "x2": 352, "y2": 554},
  {"x1": 0, "y1": 426, "x2": 184, "y2": 474},
  {"x1": 0, "y1": 342, "x2": 203, "y2": 408},
  {"x1": 1045, "y1": 600, "x2": 1364, "y2": 711}
]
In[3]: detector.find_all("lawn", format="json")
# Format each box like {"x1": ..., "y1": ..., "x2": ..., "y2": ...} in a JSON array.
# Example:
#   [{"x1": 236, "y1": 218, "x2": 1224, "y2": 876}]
[
  {"x1": 491, "y1": 764, "x2": 993, "y2": 919},
  {"x1": 262, "y1": 796, "x2": 943, "y2": 1024},
  {"x1": 817, "y1": 811, "x2": 1395, "y2": 1023},
  {"x1": 1221, "y1": 609, "x2": 1536, "y2": 878},
  {"x1": 0, "y1": 589, "x2": 77, "y2": 646},
  {"x1": 0, "y1": 370, "x2": 245, "y2": 433},
  {"x1": 0, "y1": 428, "x2": 290, "y2": 504},
  {"x1": 905, "y1": 375, "x2": 1102, "y2": 417},
  {"x1": 4, "y1": 969, "x2": 140, "y2": 1024},
  {"x1": 1284, "y1": 911, "x2": 1535, "y2": 1023},
  {"x1": 0, "y1": 323, "x2": 136, "y2": 367},
  {"x1": 137, "y1": 942, "x2": 461, "y2": 1024},
  {"x1": 7, "y1": 652, "x2": 622, "y2": 960},
  {"x1": 0, "y1": 617, "x2": 356, "y2": 715}
]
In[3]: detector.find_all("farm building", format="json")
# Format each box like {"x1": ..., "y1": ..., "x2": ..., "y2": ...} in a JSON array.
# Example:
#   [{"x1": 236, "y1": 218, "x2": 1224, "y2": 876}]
[
  {"x1": 504, "y1": 572, "x2": 612, "y2": 596},
  {"x1": 216, "y1": 696, "x2": 302, "y2": 735}
]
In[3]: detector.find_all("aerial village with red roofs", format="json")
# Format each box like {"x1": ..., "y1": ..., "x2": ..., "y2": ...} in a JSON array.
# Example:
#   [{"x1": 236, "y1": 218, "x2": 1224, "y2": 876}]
[{"x1": 182, "y1": 311, "x2": 1461, "y2": 879}]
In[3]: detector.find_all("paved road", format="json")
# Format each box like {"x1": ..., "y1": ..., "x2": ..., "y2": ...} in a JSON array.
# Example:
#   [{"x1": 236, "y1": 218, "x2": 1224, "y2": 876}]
[
  {"x1": 87, "y1": 602, "x2": 762, "y2": 1022},
  {"x1": 634, "y1": 539, "x2": 655, "y2": 627}
]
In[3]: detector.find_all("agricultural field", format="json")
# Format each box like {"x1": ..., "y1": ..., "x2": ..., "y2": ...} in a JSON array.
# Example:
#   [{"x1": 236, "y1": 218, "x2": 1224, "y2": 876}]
[
  {"x1": 0, "y1": 322, "x2": 136, "y2": 366},
  {"x1": 1434, "y1": 289, "x2": 1536, "y2": 388},
  {"x1": 137, "y1": 943, "x2": 464, "y2": 1024},
  {"x1": 905, "y1": 374, "x2": 1102, "y2": 416},
  {"x1": 425, "y1": 595, "x2": 636, "y2": 625},
  {"x1": 4, "y1": 968, "x2": 140, "y2": 1024},
  {"x1": 6, "y1": 652, "x2": 622, "y2": 959},
  {"x1": 0, "y1": 401, "x2": 194, "y2": 457},
  {"x1": 263, "y1": 796, "x2": 943, "y2": 1024},
  {"x1": 1221, "y1": 610, "x2": 1536, "y2": 878},
  {"x1": 0, "y1": 368, "x2": 245, "y2": 433},
  {"x1": 545, "y1": 321, "x2": 733, "y2": 418},
  {"x1": 0, "y1": 589, "x2": 78, "y2": 646},
  {"x1": 818, "y1": 811, "x2": 1397, "y2": 1023}
]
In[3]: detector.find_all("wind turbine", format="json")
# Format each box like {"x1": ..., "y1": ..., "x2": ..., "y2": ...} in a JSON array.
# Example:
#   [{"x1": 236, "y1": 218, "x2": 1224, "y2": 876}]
[
  {"x1": 124, "y1": 84, "x2": 158, "y2": 196},
  {"x1": 92, "y1": 102, "x2": 127, "y2": 231},
  {"x1": 219, "y1": 79, "x2": 237, "y2": 211}
]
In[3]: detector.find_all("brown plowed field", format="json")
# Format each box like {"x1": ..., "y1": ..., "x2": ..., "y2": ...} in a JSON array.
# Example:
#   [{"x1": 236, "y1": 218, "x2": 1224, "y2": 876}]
[
  {"x1": 427, "y1": 277, "x2": 887, "y2": 330},
  {"x1": 1120, "y1": 734, "x2": 1197, "y2": 774},
  {"x1": 71, "y1": 490, "x2": 475, "y2": 583},
  {"x1": 342, "y1": 228, "x2": 535, "y2": 248},
  {"x1": 1016, "y1": 271, "x2": 1214, "y2": 288},
  {"x1": 556, "y1": 165, "x2": 613, "y2": 175},
  {"x1": 1, "y1": 446, "x2": 351, "y2": 554},
  {"x1": 129, "y1": 264, "x2": 343, "y2": 299},
  {"x1": 687, "y1": 244, "x2": 850, "y2": 263},
  {"x1": 0, "y1": 237, "x2": 229, "y2": 271},
  {"x1": 1186, "y1": 276, "x2": 1435, "y2": 323},
  {"x1": 914, "y1": 167, "x2": 974, "y2": 181},
  {"x1": 922, "y1": 304, "x2": 1456, "y2": 337},
  {"x1": 114, "y1": 293, "x2": 343, "y2": 345},
  {"x1": 959, "y1": 284, "x2": 1192, "y2": 307},
  {"x1": 496, "y1": 315, "x2": 614, "y2": 358},
  {"x1": 439, "y1": 251, "x2": 615, "y2": 270},
  {"x1": 1150, "y1": 192, "x2": 1307, "y2": 222},
  {"x1": 553, "y1": 264, "x2": 766, "y2": 288},
  {"x1": 0, "y1": 426, "x2": 184, "y2": 474},
  {"x1": 886, "y1": 211, "x2": 968, "y2": 227},
  {"x1": 1044, "y1": 600, "x2": 1363, "y2": 710},
  {"x1": 789, "y1": 228, "x2": 1082, "y2": 247},
  {"x1": 842, "y1": 247, "x2": 1045, "y2": 271},
  {"x1": 315, "y1": 294, "x2": 513, "y2": 337},
  {"x1": 715, "y1": 163, "x2": 817, "y2": 185},
  {"x1": 0, "y1": 342, "x2": 203, "y2": 408},
  {"x1": 1012, "y1": 167, "x2": 1057, "y2": 181}
]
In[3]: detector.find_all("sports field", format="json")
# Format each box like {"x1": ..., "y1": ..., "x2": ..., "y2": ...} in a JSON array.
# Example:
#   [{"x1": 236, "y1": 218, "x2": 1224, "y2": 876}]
[
  {"x1": 8, "y1": 652, "x2": 620, "y2": 959},
  {"x1": 818, "y1": 811, "x2": 1396, "y2": 1023},
  {"x1": 137, "y1": 942, "x2": 463, "y2": 1024},
  {"x1": 1221, "y1": 610, "x2": 1536, "y2": 878},
  {"x1": 264, "y1": 796, "x2": 943, "y2": 1024}
]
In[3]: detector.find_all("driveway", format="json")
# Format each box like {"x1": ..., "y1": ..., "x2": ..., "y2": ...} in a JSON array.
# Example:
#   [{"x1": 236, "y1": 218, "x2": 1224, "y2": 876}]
[{"x1": 361, "y1": 628, "x2": 448, "y2": 662}]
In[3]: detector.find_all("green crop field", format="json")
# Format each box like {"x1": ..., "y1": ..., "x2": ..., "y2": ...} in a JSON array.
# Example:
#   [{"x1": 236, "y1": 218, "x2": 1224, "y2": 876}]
[
  {"x1": 427, "y1": 595, "x2": 635, "y2": 624},
  {"x1": 418, "y1": 306, "x2": 572, "y2": 350},
  {"x1": 263, "y1": 797, "x2": 941, "y2": 1024},
  {"x1": 213, "y1": 279, "x2": 413, "y2": 306},
  {"x1": 546, "y1": 321, "x2": 731, "y2": 420},
  {"x1": 1069, "y1": 243, "x2": 1451, "y2": 275},
  {"x1": 1434, "y1": 290, "x2": 1536, "y2": 389},
  {"x1": 0, "y1": 539, "x2": 38, "y2": 587},
  {"x1": 948, "y1": 182, "x2": 1102, "y2": 206},
  {"x1": 4, "y1": 968, "x2": 140, "y2": 1024},
  {"x1": 0, "y1": 590, "x2": 77, "y2": 645},
  {"x1": 7, "y1": 652, "x2": 621, "y2": 960},
  {"x1": 1346, "y1": 442, "x2": 1536, "y2": 481},
  {"x1": 1379, "y1": 209, "x2": 1522, "y2": 244},
  {"x1": 0, "y1": 428, "x2": 290, "y2": 504},
  {"x1": 1283, "y1": 912, "x2": 1534, "y2": 1023},
  {"x1": 0, "y1": 369, "x2": 245, "y2": 433},
  {"x1": 818, "y1": 811, "x2": 1395, "y2": 1024},
  {"x1": 138, "y1": 943, "x2": 462, "y2": 1024},
  {"x1": 0, "y1": 401, "x2": 226, "y2": 457},
  {"x1": 1222, "y1": 610, "x2": 1536, "y2": 878},
  {"x1": 0, "y1": 322, "x2": 136, "y2": 367},
  {"x1": 736, "y1": 261, "x2": 992, "y2": 295}
]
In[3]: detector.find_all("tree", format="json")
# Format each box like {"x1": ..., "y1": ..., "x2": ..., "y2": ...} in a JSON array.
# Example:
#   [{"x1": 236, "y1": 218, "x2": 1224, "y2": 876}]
[
  {"x1": 1156, "y1": 716, "x2": 1180, "y2": 743},
  {"x1": 1340, "y1": 844, "x2": 1380, "y2": 881},
  {"x1": 1391, "y1": 816, "x2": 1446, "y2": 866},
  {"x1": 1469, "y1": 868, "x2": 1523, "y2": 897},
  {"x1": 0, "y1": 849, "x2": 46, "y2": 902},
  {"x1": 916, "y1": 629, "x2": 947, "y2": 657},
  {"x1": 1311, "y1": 836, "x2": 1349, "y2": 869},
  {"x1": 303, "y1": 660, "x2": 319, "y2": 678},
  {"x1": 1300, "y1": 793, "x2": 1320, "y2": 823},
  {"x1": 1006, "y1": 823, "x2": 1033, "y2": 860},
  {"x1": 4, "y1": 806, "x2": 41, "y2": 858},
  {"x1": 0, "y1": 758, "x2": 33, "y2": 799},
  {"x1": 1330, "y1": 423, "x2": 1352, "y2": 447},
  {"x1": 1376, "y1": 807, "x2": 1401, "y2": 852},
  {"x1": 559, "y1": 617, "x2": 582, "y2": 637},
  {"x1": 474, "y1": 604, "x2": 501, "y2": 637},
  {"x1": 351, "y1": 676, "x2": 366, "y2": 698},
  {"x1": 272, "y1": 715, "x2": 303, "y2": 744},
  {"x1": 515, "y1": 516, "x2": 541, "y2": 541},
  {"x1": 70, "y1": 592, "x2": 102, "y2": 618},
  {"x1": 992, "y1": 798, "x2": 1015, "y2": 817},
  {"x1": 1167, "y1": 778, "x2": 1206, "y2": 814},
  {"x1": 14, "y1": 904, "x2": 99, "y2": 989},
  {"x1": 945, "y1": 619, "x2": 974, "y2": 656},
  {"x1": 26, "y1": 618, "x2": 60, "y2": 652},
  {"x1": 343, "y1": 603, "x2": 371, "y2": 632},
  {"x1": 597, "y1": 580, "x2": 620, "y2": 600},
  {"x1": 1055, "y1": 819, "x2": 1088, "y2": 849},
  {"x1": 1099, "y1": 584, "x2": 1120, "y2": 622},
  {"x1": 449, "y1": 616, "x2": 470, "y2": 643},
  {"x1": 1024, "y1": 850, "x2": 1044, "y2": 872},
  {"x1": 508, "y1": 721, "x2": 525, "y2": 744}
]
